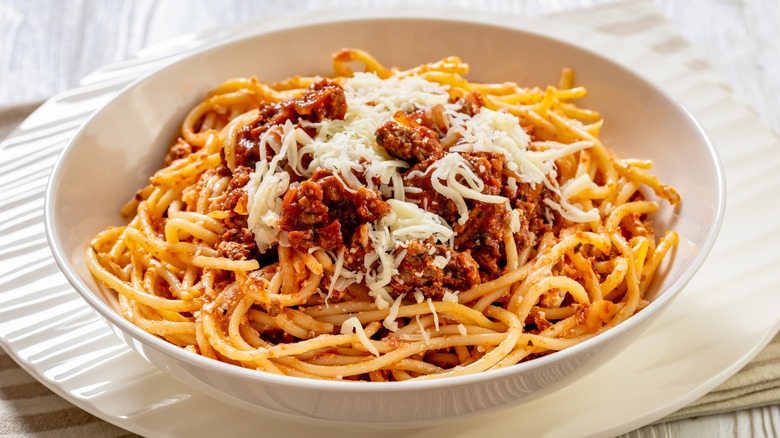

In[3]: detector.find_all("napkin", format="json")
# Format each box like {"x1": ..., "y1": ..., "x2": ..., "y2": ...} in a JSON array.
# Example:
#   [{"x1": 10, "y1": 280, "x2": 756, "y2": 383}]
[{"x1": 661, "y1": 332, "x2": 780, "y2": 422}]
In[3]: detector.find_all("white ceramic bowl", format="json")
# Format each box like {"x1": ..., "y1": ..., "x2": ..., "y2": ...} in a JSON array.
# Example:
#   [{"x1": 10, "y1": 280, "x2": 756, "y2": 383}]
[{"x1": 45, "y1": 12, "x2": 725, "y2": 428}]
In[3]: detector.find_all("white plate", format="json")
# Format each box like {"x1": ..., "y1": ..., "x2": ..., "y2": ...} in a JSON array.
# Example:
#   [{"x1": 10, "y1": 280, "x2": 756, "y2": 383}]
[{"x1": 2, "y1": 7, "x2": 780, "y2": 438}]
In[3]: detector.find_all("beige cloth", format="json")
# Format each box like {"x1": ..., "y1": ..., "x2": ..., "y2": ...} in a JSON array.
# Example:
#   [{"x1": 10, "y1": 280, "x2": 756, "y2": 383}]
[
  {"x1": 0, "y1": 349, "x2": 132, "y2": 437},
  {"x1": 661, "y1": 332, "x2": 780, "y2": 422}
]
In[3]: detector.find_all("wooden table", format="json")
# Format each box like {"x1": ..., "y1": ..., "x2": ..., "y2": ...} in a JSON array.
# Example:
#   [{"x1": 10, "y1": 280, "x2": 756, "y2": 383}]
[{"x1": 1, "y1": 1, "x2": 778, "y2": 436}]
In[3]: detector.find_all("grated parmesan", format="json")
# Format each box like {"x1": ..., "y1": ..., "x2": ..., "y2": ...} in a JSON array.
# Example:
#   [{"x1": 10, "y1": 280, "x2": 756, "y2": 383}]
[
  {"x1": 427, "y1": 298, "x2": 440, "y2": 331},
  {"x1": 442, "y1": 291, "x2": 459, "y2": 303},
  {"x1": 416, "y1": 315, "x2": 430, "y2": 345},
  {"x1": 383, "y1": 293, "x2": 406, "y2": 332},
  {"x1": 341, "y1": 316, "x2": 379, "y2": 357},
  {"x1": 428, "y1": 153, "x2": 507, "y2": 225},
  {"x1": 244, "y1": 73, "x2": 604, "y2": 303}
]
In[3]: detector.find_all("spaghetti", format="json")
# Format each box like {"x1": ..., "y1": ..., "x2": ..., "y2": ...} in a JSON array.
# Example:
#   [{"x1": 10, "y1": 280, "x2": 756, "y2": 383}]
[{"x1": 87, "y1": 49, "x2": 680, "y2": 381}]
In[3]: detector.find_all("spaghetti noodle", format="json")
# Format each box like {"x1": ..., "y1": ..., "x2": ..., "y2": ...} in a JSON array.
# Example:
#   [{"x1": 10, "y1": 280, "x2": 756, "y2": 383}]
[{"x1": 87, "y1": 49, "x2": 680, "y2": 381}]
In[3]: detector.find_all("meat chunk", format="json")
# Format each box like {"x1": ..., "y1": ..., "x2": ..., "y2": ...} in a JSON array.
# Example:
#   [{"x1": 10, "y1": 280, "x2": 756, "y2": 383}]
[
  {"x1": 279, "y1": 171, "x2": 390, "y2": 253},
  {"x1": 443, "y1": 250, "x2": 482, "y2": 291},
  {"x1": 402, "y1": 158, "x2": 460, "y2": 223},
  {"x1": 212, "y1": 165, "x2": 251, "y2": 213},
  {"x1": 405, "y1": 152, "x2": 508, "y2": 239},
  {"x1": 454, "y1": 203, "x2": 509, "y2": 248},
  {"x1": 454, "y1": 203, "x2": 509, "y2": 277},
  {"x1": 342, "y1": 224, "x2": 372, "y2": 273},
  {"x1": 279, "y1": 181, "x2": 329, "y2": 230},
  {"x1": 235, "y1": 79, "x2": 347, "y2": 169},
  {"x1": 253, "y1": 78, "x2": 347, "y2": 136},
  {"x1": 514, "y1": 181, "x2": 557, "y2": 244},
  {"x1": 375, "y1": 120, "x2": 443, "y2": 163},
  {"x1": 287, "y1": 220, "x2": 343, "y2": 252},
  {"x1": 374, "y1": 108, "x2": 444, "y2": 163},
  {"x1": 463, "y1": 152, "x2": 505, "y2": 195},
  {"x1": 450, "y1": 153, "x2": 507, "y2": 250},
  {"x1": 316, "y1": 173, "x2": 389, "y2": 234},
  {"x1": 163, "y1": 138, "x2": 193, "y2": 166},
  {"x1": 404, "y1": 151, "x2": 510, "y2": 277},
  {"x1": 391, "y1": 241, "x2": 444, "y2": 296},
  {"x1": 389, "y1": 240, "x2": 481, "y2": 298},
  {"x1": 292, "y1": 79, "x2": 347, "y2": 122},
  {"x1": 216, "y1": 227, "x2": 258, "y2": 261}
]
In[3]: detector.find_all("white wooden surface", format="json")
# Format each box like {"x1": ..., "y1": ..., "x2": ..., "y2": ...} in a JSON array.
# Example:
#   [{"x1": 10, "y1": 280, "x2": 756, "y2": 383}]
[{"x1": 1, "y1": 1, "x2": 779, "y2": 437}]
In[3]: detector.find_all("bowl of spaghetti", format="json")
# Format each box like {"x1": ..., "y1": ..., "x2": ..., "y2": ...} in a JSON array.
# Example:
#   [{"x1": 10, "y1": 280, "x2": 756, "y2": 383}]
[{"x1": 45, "y1": 11, "x2": 724, "y2": 427}]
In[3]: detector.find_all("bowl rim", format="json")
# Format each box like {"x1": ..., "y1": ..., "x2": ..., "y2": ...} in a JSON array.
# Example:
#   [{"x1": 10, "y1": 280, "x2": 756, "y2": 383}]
[{"x1": 44, "y1": 9, "x2": 727, "y2": 393}]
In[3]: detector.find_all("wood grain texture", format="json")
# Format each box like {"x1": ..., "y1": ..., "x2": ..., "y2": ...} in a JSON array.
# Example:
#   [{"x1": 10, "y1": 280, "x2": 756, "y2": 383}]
[{"x1": 0, "y1": 1, "x2": 779, "y2": 437}]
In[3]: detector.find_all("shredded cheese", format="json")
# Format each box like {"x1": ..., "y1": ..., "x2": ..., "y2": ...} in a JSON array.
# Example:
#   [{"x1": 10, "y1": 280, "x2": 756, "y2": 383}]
[
  {"x1": 244, "y1": 73, "x2": 604, "y2": 302},
  {"x1": 550, "y1": 173, "x2": 601, "y2": 222},
  {"x1": 340, "y1": 317, "x2": 379, "y2": 357},
  {"x1": 428, "y1": 153, "x2": 507, "y2": 225},
  {"x1": 427, "y1": 298, "x2": 440, "y2": 331},
  {"x1": 246, "y1": 123, "x2": 295, "y2": 252},
  {"x1": 415, "y1": 315, "x2": 430, "y2": 345},
  {"x1": 509, "y1": 209, "x2": 522, "y2": 234},
  {"x1": 383, "y1": 293, "x2": 406, "y2": 332},
  {"x1": 385, "y1": 199, "x2": 453, "y2": 244},
  {"x1": 442, "y1": 291, "x2": 459, "y2": 303}
]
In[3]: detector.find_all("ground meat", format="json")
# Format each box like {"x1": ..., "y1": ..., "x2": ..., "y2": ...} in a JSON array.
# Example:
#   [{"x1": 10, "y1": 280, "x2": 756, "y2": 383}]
[
  {"x1": 404, "y1": 151, "x2": 508, "y2": 258},
  {"x1": 375, "y1": 119, "x2": 443, "y2": 163},
  {"x1": 391, "y1": 241, "x2": 444, "y2": 296},
  {"x1": 403, "y1": 151, "x2": 511, "y2": 278},
  {"x1": 442, "y1": 250, "x2": 481, "y2": 291},
  {"x1": 287, "y1": 220, "x2": 343, "y2": 252},
  {"x1": 256, "y1": 79, "x2": 347, "y2": 135},
  {"x1": 342, "y1": 246, "x2": 369, "y2": 273},
  {"x1": 501, "y1": 179, "x2": 561, "y2": 256},
  {"x1": 291, "y1": 79, "x2": 347, "y2": 122},
  {"x1": 463, "y1": 153, "x2": 504, "y2": 194},
  {"x1": 389, "y1": 240, "x2": 481, "y2": 298},
  {"x1": 453, "y1": 199, "x2": 509, "y2": 278},
  {"x1": 403, "y1": 152, "x2": 506, "y2": 228},
  {"x1": 454, "y1": 203, "x2": 508, "y2": 248},
  {"x1": 163, "y1": 138, "x2": 193, "y2": 166},
  {"x1": 233, "y1": 129, "x2": 264, "y2": 171},
  {"x1": 316, "y1": 172, "x2": 389, "y2": 234},
  {"x1": 470, "y1": 246, "x2": 503, "y2": 278},
  {"x1": 212, "y1": 165, "x2": 251, "y2": 213},
  {"x1": 458, "y1": 152, "x2": 506, "y2": 240},
  {"x1": 279, "y1": 171, "x2": 390, "y2": 253},
  {"x1": 515, "y1": 182, "x2": 557, "y2": 238},
  {"x1": 235, "y1": 79, "x2": 347, "y2": 169},
  {"x1": 216, "y1": 227, "x2": 258, "y2": 261}
]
